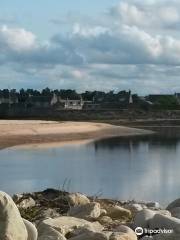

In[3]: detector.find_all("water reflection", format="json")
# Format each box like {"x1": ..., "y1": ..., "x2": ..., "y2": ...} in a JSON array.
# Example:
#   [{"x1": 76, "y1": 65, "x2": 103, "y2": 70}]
[
  {"x1": 0, "y1": 127, "x2": 180, "y2": 206},
  {"x1": 93, "y1": 133, "x2": 179, "y2": 152}
]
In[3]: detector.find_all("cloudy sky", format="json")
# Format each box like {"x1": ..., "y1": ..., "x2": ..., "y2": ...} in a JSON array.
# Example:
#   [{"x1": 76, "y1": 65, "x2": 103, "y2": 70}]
[{"x1": 0, "y1": 0, "x2": 180, "y2": 94}]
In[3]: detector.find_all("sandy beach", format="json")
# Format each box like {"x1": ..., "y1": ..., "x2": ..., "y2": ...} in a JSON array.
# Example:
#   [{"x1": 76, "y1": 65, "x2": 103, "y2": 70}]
[{"x1": 0, "y1": 120, "x2": 153, "y2": 149}]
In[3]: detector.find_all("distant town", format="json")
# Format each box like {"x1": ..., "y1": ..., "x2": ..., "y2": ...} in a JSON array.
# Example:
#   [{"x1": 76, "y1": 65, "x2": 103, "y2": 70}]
[
  {"x1": 1, "y1": 88, "x2": 180, "y2": 120},
  {"x1": 0, "y1": 88, "x2": 180, "y2": 111}
]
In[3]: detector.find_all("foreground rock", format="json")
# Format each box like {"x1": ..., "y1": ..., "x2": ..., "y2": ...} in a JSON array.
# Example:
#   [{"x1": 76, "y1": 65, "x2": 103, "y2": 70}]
[
  {"x1": 0, "y1": 191, "x2": 28, "y2": 240},
  {"x1": 66, "y1": 225, "x2": 137, "y2": 240},
  {"x1": 167, "y1": 198, "x2": 180, "y2": 211},
  {"x1": 67, "y1": 193, "x2": 90, "y2": 206},
  {"x1": 37, "y1": 216, "x2": 103, "y2": 236},
  {"x1": 38, "y1": 226, "x2": 66, "y2": 240},
  {"x1": 104, "y1": 205, "x2": 132, "y2": 220},
  {"x1": 134, "y1": 209, "x2": 156, "y2": 228},
  {"x1": 153, "y1": 233, "x2": 180, "y2": 239},
  {"x1": 68, "y1": 230, "x2": 109, "y2": 240},
  {"x1": 68, "y1": 202, "x2": 101, "y2": 220},
  {"x1": 23, "y1": 219, "x2": 38, "y2": 240},
  {"x1": 169, "y1": 207, "x2": 180, "y2": 219},
  {"x1": 110, "y1": 225, "x2": 137, "y2": 240},
  {"x1": 6, "y1": 189, "x2": 180, "y2": 240},
  {"x1": 18, "y1": 197, "x2": 36, "y2": 209},
  {"x1": 149, "y1": 213, "x2": 180, "y2": 233}
]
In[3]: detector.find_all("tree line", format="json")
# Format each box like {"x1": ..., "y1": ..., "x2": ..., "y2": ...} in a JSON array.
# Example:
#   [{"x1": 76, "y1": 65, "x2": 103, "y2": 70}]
[
  {"x1": 0, "y1": 88, "x2": 179, "y2": 110},
  {"x1": 0, "y1": 88, "x2": 133, "y2": 103}
]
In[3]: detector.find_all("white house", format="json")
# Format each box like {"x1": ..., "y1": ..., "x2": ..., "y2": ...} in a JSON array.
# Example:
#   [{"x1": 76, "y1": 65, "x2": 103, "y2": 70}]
[{"x1": 51, "y1": 93, "x2": 85, "y2": 110}]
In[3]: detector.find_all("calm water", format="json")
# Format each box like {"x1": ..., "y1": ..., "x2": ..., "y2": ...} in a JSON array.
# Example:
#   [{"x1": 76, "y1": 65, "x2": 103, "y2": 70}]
[{"x1": 1, "y1": 127, "x2": 180, "y2": 206}]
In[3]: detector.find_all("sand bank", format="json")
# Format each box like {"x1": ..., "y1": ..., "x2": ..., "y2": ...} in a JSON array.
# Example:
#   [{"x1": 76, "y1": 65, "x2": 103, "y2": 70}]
[{"x1": 0, "y1": 120, "x2": 153, "y2": 149}]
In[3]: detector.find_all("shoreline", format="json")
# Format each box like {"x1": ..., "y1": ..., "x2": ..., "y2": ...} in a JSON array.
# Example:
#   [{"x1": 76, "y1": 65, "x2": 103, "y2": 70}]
[
  {"x1": 0, "y1": 120, "x2": 154, "y2": 150},
  {"x1": 10, "y1": 188, "x2": 180, "y2": 239}
]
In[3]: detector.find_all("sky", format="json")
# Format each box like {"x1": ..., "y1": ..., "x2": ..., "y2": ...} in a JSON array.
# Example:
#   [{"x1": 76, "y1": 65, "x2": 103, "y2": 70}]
[{"x1": 0, "y1": 0, "x2": 180, "y2": 94}]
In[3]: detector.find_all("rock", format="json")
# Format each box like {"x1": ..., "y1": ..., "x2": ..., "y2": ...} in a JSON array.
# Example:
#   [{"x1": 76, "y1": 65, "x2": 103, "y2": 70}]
[
  {"x1": 23, "y1": 219, "x2": 38, "y2": 240},
  {"x1": 37, "y1": 216, "x2": 103, "y2": 236},
  {"x1": 68, "y1": 225, "x2": 97, "y2": 238},
  {"x1": 68, "y1": 230, "x2": 109, "y2": 240},
  {"x1": 0, "y1": 191, "x2": 28, "y2": 240},
  {"x1": 146, "y1": 202, "x2": 160, "y2": 209},
  {"x1": 149, "y1": 213, "x2": 180, "y2": 233},
  {"x1": 40, "y1": 189, "x2": 62, "y2": 200},
  {"x1": 157, "y1": 210, "x2": 171, "y2": 217},
  {"x1": 13, "y1": 193, "x2": 23, "y2": 202},
  {"x1": 169, "y1": 207, "x2": 180, "y2": 219},
  {"x1": 110, "y1": 232, "x2": 136, "y2": 240},
  {"x1": 91, "y1": 221, "x2": 104, "y2": 232},
  {"x1": 141, "y1": 237, "x2": 154, "y2": 239},
  {"x1": 103, "y1": 232, "x2": 114, "y2": 238},
  {"x1": 104, "y1": 205, "x2": 132, "y2": 220},
  {"x1": 167, "y1": 199, "x2": 180, "y2": 211},
  {"x1": 40, "y1": 208, "x2": 60, "y2": 219},
  {"x1": 38, "y1": 225, "x2": 66, "y2": 240},
  {"x1": 98, "y1": 216, "x2": 113, "y2": 225},
  {"x1": 67, "y1": 193, "x2": 90, "y2": 206},
  {"x1": 153, "y1": 233, "x2": 180, "y2": 239},
  {"x1": 134, "y1": 209, "x2": 155, "y2": 228},
  {"x1": 109, "y1": 225, "x2": 137, "y2": 240},
  {"x1": 68, "y1": 202, "x2": 101, "y2": 220},
  {"x1": 68, "y1": 224, "x2": 106, "y2": 238},
  {"x1": 100, "y1": 209, "x2": 107, "y2": 216},
  {"x1": 125, "y1": 203, "x2": 143, "y2": 216},
  {"x1": 18, "y1": 197, "x2": 36, "y2": 209}
]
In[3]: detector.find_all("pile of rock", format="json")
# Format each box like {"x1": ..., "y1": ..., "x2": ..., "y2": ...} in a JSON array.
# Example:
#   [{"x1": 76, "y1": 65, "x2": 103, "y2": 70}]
[{"x1": 2, "y1": 189, "x2": 180, "y2": 239}]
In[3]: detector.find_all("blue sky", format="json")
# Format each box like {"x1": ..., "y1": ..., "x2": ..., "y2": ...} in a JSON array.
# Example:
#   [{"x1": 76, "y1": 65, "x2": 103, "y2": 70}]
[
  {"x1": 0, "y1": 0, "x2": 180, "y2": 94},
  {"x1": 0, "y1": 0, "x2": 119, "y2": 38}
]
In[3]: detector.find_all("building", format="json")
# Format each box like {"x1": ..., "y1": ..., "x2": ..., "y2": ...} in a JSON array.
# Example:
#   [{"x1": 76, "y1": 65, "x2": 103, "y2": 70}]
[
  {"x1": 24, "y1": 93, "x2": 96, "y2": 110},
  {"x1": 63, "y1": 99, "x2": 84, "y2": 110},
  {"x1": 51, "y1": 93, "x2": 91, "y2": 110}
]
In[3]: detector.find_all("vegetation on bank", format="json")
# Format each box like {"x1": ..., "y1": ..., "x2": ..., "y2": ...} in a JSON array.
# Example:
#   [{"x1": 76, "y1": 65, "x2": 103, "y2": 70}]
[
  {"x1": 0, "y1": 88, "x2": 180, "y2": 110},
  {"x1": 1, "y1": 88, "x2": 180, "y2": 121}
]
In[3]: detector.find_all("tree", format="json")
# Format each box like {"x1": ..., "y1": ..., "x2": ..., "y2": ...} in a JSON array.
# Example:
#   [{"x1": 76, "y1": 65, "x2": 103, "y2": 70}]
[{"x1": 41, "y1": 88, "x2": 51, "y2": 96}]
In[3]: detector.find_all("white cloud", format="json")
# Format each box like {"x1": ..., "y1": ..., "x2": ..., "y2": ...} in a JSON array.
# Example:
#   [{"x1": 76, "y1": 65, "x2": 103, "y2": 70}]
[
  {"x1": 112, "y1": 2, "x2": 145, "y2": 26},
  {"x1": 1, "y1": 1, "x2": 180, "y2": 67},
  {"x1": 0, "y1": 25, "x2": 37, "y2": 52},
  {"x1": 73, "y1": 23, "x2": 109, "y2": 37},
  {"x1": 0, "y1": 25, "x2": 84, "y2": 66},
  {"x1": 1, "y1": 1, "x2": 180, "y2": 93},
  {"x1": 109, "y1": 1, "x2": 180, "y2": 30},
  {"x1": 59, "y1": 24, "x2": 180, "y2": 66},
  {"x1": 71, "y1": 69, "x2": 86, "y2": 79},
  {"x1": 158, "y1": 7, "x2": 179, "y2": 25},
  {"x1": 122, "y1": 25, "x2": 163, "y2": 58}
]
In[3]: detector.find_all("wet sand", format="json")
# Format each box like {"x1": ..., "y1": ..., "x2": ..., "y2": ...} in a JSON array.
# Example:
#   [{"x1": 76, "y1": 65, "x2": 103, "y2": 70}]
[{"x1": 0, "y1": 120, "x2": 153, "y2": 149}]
